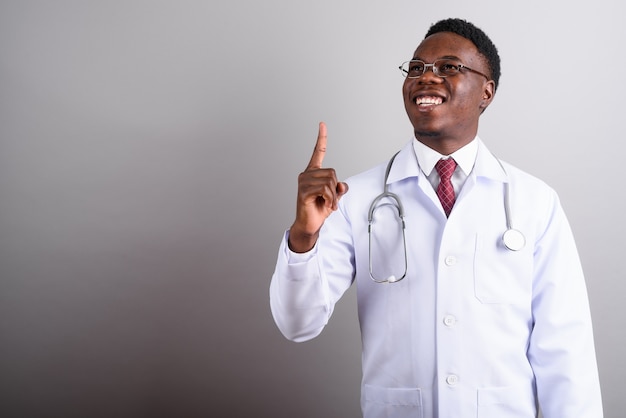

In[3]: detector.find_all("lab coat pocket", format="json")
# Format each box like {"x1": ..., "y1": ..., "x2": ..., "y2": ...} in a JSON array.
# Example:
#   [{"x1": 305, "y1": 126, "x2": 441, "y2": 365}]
[
  {"x1": 473, "y1": 234, "x2": 531, "y2": 305},
  {"x1": 477, "y1": 385, "x2": 536, "y2": 417},
  {"x1": 363, "y1": 384, "x2": 423, "y2": 418}
]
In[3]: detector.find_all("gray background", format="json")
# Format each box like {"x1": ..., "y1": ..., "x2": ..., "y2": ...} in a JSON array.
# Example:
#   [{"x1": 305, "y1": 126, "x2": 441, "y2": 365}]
[{"x1": 1, "y1": 0, "x2": 623, "y2": 417}]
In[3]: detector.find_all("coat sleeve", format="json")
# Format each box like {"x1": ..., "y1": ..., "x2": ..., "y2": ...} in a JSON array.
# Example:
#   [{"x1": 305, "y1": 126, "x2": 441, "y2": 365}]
[
  {"x1": 269, "y1": 206, "x2": 356, "y2": 342},
  {"x1": 527, "y1": 191, "x2": 603, "y2": 417}
]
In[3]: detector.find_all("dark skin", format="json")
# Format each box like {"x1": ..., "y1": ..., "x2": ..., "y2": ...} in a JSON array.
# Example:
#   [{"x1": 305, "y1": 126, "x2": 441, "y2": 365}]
[
  {"x1": 288, "y1": 121, "x2": 349, "y2": 253},
  {"x1": 288, "y1": 32, "x2": 495, "y2": 253},
  {"x1": 403, "y1": 32, "x2": 495, "y2": 154}
]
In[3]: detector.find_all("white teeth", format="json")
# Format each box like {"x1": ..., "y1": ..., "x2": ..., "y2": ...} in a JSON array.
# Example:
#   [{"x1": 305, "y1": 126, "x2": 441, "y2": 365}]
[{"x1": 415, "y1": 96, "x2": 443, "y2": 105}]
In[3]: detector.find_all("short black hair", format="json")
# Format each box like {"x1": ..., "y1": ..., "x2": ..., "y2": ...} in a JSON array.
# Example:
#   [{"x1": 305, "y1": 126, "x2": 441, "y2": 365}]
[{"x1": 425, "y1": 18, "x2": 501, "y2": 91}]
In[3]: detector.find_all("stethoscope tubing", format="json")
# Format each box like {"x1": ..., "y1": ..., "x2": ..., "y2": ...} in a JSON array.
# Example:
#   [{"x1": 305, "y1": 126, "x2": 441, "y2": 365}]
[{"x1": 368, "y1": 150, "x2": 525, "y2": 284}]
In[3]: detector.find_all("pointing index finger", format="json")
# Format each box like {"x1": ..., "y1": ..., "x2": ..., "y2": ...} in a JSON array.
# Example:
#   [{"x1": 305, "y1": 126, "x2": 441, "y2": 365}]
[{"x1": 307, "y1": 122, "x2": 327, "y2": 169}]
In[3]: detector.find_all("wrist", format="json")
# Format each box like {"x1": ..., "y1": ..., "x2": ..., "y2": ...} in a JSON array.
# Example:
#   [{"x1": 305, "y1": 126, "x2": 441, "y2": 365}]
[{"x1": 287, "y1": 226, "x2": 319, "y2": 253}]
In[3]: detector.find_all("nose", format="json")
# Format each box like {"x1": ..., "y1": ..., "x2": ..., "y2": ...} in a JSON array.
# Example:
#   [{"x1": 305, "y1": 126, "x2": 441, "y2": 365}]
[{"x1": 419, "y1": 64, "x2": 443, "y2": 83}]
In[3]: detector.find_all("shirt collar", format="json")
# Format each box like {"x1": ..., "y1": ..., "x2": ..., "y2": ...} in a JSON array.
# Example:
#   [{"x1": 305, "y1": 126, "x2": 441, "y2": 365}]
[
  {"x1": 385, "y1": 137, "x2": 507, "y2": 185},
  {"x1": 412, "y1": 137, "x2": 478, "y2": 177}
]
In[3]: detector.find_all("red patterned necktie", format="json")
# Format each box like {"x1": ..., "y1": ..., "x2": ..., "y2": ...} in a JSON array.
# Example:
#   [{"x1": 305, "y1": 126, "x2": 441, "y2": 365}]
[{"x1": 435, "y1": 158, "x2": 457, "y2": 217}]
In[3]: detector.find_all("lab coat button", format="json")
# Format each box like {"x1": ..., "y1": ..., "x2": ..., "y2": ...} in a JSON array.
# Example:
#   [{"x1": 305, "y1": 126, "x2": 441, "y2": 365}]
[
  {"x1": 443, "y1": 315, "x2": 457, "y2": 327},
  {"x1": 444, "y1": 256, "x2": 457, "y2": 266},
  {"x1": 446, "y1": 375, "x2": 459, "y2": 386}
]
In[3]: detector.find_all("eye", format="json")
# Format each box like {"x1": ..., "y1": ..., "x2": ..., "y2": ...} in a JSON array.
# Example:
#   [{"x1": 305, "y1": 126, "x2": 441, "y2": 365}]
[
  {"x1": 438, "y1": 61, "x2": 461, "y2": 75},
  {"x1": 409, "y1": 61, "x2": 425, "y2": 74}
]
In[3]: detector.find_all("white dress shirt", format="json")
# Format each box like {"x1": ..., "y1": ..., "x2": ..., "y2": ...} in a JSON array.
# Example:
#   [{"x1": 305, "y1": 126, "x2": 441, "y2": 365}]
[{"x1": 412, "y1": 137, "x2": 477, "y2": 196}]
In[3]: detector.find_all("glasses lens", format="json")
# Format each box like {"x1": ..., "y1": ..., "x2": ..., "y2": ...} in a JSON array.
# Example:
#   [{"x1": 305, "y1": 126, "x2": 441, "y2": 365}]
[
  {"x1": 401, "y1": 60, "x2": 425, "y2": 78},
  {"x1": 435, "y1": 59, "x2": 461, "y2": 77},
  {"x1": 400, "y1": 60, "x2": 462, "y2": 78}
]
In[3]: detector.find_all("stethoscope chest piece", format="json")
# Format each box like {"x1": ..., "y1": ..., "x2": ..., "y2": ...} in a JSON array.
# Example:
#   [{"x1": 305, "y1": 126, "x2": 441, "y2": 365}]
[{"x1": 502, "y1": 228, "x2": 525, "y2": 251}]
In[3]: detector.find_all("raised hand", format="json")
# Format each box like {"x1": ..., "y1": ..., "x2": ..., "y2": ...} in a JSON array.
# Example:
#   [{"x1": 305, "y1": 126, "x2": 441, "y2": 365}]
[{"x1": 288, "y1": 122, "x2": 349, "y2": 253}]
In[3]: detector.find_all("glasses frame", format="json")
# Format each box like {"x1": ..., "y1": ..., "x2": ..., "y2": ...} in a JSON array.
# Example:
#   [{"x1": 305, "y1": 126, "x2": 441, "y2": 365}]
[{"x1": 399, "y1": 59, "x2": 490, "y2": 81}]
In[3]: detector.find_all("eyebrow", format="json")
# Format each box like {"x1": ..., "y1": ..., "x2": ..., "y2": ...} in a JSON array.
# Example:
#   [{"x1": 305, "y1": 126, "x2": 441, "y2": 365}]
[{"x1": 411, "y1": 55, "x2": 462, "y2": 61}]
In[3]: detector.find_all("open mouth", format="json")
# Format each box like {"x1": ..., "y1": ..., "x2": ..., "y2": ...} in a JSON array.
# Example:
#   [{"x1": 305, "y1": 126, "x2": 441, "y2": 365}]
[{"x1": 414, "y1": 95, "x2": 444, "y2": 107}]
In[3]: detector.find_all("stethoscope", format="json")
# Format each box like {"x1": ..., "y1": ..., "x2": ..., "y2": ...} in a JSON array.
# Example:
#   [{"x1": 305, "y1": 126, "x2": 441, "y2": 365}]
[{"x1": 368, "y1": 151, "x2": 526, "y2": 284}]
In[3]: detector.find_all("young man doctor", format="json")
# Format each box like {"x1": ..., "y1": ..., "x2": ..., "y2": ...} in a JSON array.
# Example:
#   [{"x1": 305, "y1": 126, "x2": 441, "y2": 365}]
[{"x1": 270, "y1": 18, "x2": 602, "y2": 418}]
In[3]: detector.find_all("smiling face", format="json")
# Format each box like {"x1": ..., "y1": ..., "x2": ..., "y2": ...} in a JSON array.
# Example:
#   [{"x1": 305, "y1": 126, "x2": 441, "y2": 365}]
[{"x1": 402, "y1": 32, "x2": 495, "y2": 154}]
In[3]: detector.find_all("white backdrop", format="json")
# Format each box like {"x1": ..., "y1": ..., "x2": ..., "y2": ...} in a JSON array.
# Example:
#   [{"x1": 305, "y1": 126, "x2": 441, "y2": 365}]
[{"x1": 1, "y1": 1, "x2": 623, "y2": 417}]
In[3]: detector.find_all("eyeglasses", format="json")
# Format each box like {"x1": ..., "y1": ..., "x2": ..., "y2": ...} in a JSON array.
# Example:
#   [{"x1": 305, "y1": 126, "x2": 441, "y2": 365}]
[{"x1": 399, "y1": 59, "x2": 490, "y2": 80}]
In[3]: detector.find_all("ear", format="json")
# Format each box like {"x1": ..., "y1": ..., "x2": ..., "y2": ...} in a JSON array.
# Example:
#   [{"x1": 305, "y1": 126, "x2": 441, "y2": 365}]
[{"x1": 479, "y1": 80, "x2": 496, "y2": 110}]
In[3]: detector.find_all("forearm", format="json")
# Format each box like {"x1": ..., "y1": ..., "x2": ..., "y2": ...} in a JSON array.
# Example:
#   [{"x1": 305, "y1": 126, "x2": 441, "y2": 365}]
[
  {"x1": 270, "y1": 207, "x2": 356, "y2": 342},
  {"x1": 270, "y1": 232, "x2": 333, "y2": 342}
]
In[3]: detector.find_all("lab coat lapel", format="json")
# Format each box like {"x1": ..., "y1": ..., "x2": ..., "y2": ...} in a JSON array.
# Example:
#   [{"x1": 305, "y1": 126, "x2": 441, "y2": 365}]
[
  {"x1": 472, "y1": 139, "x2": 508, "y2": 183},
  {"x1": 384, "y1": 140, "x2": 447, "y2": 216},
  {"x1": 448, "y1": 140, "x2": 507, "y2": 216},
  {"x1": 384, "y1": 141, "x2": 420, "y2": 185},
  {"x1": 383, "y1": 139, "x2": 508, "y2": 217}
]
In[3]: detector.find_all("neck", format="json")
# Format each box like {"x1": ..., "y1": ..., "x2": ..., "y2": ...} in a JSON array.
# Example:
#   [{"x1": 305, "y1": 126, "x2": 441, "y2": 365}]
[{"x1": 414, "y1": 132, "x2": 475, "y2": 156}]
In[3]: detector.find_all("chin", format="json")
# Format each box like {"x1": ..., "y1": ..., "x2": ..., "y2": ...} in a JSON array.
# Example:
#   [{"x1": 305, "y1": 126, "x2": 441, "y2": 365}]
[{"x1": 414, "y1": 129, "x2": 441, "y2": 138}]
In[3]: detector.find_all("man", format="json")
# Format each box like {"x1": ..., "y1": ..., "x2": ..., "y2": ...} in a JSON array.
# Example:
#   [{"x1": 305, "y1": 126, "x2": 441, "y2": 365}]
[{"x1": 270, "y1": 18, "x2": 602, "y2": 417}]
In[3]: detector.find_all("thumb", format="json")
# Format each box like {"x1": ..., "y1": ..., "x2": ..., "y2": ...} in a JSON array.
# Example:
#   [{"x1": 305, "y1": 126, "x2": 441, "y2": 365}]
[
  {"x1": 336, "y1": 182, "x2": 349, "y2": 198},
  {"x1": 331, "y1": 182, "x2": 349, "y2": 211}
]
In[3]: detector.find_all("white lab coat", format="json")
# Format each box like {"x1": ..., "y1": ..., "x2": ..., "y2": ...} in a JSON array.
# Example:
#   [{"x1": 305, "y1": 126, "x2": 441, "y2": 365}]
[{"x1": 270, "y1": 139, "x2": 602, "y2": 418}]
